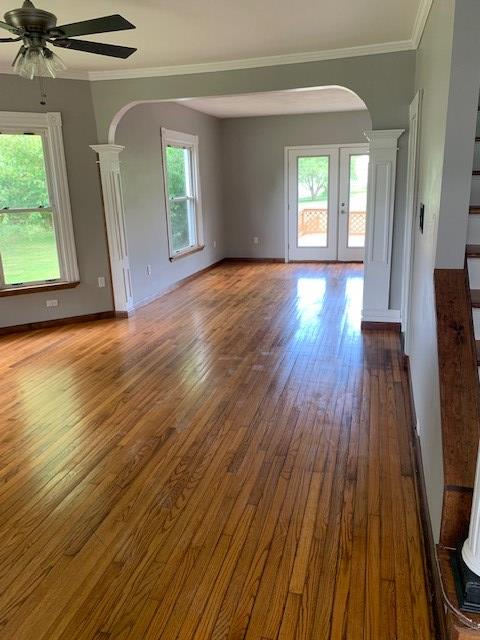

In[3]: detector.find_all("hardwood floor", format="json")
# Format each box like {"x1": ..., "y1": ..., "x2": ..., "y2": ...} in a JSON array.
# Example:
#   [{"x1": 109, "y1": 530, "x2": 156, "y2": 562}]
[{"x1": 0, "y1": 262, "x2": 433, "y2": 639}]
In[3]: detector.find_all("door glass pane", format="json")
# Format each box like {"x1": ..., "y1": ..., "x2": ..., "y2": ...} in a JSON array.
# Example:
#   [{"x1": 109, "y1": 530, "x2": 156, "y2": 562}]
[
  {"x1": 297, "y1": 155, "x2": 329, "y2": 247},
  {"x1": 0, "y1": 134, "x2": 50, "y2": 209},
  {"x1": 0, "y1": 211, "x2": 61, "y2": 284},
  {"x1": 347, "y1": 154, "x2": 369, "y2": 248}
]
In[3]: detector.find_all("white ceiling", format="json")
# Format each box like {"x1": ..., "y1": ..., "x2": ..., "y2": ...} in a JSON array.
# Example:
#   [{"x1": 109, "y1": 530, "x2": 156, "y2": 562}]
[
  {"x1": 0, "y1": 0, "x2": 428, "y2": 77},
  {"x1": 178, "y1": 87, "x2": 367, "y2": 119}
]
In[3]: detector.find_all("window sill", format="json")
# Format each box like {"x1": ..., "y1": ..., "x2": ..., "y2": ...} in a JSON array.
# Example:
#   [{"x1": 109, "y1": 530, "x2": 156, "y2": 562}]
[
  {"x1": 0, "y1": 281, "x2": 80, "y2": 297},
  {"x1": 169, "y1": 245, "x2": 205, "y2": 262}
]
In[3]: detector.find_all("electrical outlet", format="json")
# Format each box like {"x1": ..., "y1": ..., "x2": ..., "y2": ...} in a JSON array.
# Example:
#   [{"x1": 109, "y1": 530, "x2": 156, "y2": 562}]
[
  {"x1": 146, "y1": 265, "x2": 152, "y2": 276},
  {"x1": 213, "y1": 240, "x2": 217, "y2": 249},
  {"x1": 253, "y1": 237, "x2": 259, "y2": 245},
  {"x1": 97, "y1": 276, "x2": 106, "y2": 288},
  {"x1": 46, "y1": 299, "x2": 58, "y2": 308}
]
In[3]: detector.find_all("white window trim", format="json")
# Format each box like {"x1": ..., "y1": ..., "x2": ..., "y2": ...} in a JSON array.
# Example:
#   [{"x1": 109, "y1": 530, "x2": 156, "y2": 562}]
[
  {"x1": 161, "y1": 127, "x2": 204, "y2": 260},
  {"x1": 0, "y1": 111, "x2": 79, "y2": 290}
]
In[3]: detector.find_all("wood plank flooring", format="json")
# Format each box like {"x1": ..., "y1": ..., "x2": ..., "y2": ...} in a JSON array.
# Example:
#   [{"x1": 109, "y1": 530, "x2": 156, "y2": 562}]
[{"x1": 0, "y1": 262, "x2": 433, "y2": 639}]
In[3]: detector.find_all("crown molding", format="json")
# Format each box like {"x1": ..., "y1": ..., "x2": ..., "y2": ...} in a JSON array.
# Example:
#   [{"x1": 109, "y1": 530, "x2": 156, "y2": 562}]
[
  {"x1": 411, "y1": 0, "x2": 433, "y2": 48},
  {"x1": 87, "y1": 40, "x2": 413, "y2": 82}
]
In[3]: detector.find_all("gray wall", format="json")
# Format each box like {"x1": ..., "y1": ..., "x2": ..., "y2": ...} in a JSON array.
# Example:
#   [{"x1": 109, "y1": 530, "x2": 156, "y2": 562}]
[
  {"x1": 93, "y1": 51, "x2": 415, "y2": 143},
  {"x1": 221, "y1": 110, "x2": 371, "y2": 259},
  {"x1": 408, "y1": 0, "x2": 480, "y2": 541},
  {"x1": 0, "y1": 75, "x2": 113, "y2": 329},
  {"x1": 409, "y1": 0, "x2": 454, "y2": 543},
  {"x1": 116, "y1": 102, "x2": 224, "y2": 307}
]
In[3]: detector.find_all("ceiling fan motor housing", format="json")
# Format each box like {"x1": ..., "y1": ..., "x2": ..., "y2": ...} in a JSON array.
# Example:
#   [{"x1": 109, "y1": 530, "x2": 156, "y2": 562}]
[{"x1": 4, "y1": 1, "x2": 57, "y2": 34}]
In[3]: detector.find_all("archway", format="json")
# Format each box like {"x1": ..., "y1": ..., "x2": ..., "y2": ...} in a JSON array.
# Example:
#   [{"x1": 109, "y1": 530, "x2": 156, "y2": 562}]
[{"x1": 91, "y1": 80, "x2": 406, "y2": 325}]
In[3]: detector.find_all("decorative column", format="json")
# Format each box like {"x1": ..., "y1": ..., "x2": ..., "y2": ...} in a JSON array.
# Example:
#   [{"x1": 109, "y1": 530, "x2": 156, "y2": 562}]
[
  {"x1": 453, "y1": 447, "x2": 480, "y2": 612},
  {"x1": 91, "y1": 144, "x2": 134, "y2": 316},
  {"x1": 362, "y1": 129, "x2": 404, "y2": 324}
]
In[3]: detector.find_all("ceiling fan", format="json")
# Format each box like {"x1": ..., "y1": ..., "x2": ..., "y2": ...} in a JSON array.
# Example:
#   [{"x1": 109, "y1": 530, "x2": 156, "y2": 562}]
[{"x1": 0, "y1": 0, "x2": 136, "y2": 80}]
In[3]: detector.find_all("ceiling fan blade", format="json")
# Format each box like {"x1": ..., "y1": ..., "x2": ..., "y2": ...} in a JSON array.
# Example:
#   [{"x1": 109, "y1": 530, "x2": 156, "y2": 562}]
[
  {"x1": 0, "y1": 20, "x2": 23, "y2": 36},
  {"x1": 52, "y1": 15, "x2": 135, "y2": 39},
  {"x1": 53, "y1": 38, "x2": 137, "y2": 59}
]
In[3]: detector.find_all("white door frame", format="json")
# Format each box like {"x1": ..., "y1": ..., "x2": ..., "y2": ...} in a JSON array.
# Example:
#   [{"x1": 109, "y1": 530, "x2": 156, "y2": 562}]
[
  {"x1": 284, "y1": 142, "x2": 369, "y2": 262},
  {"x1": 401, "y1": 90, "x2": 423, "y2": 352}
]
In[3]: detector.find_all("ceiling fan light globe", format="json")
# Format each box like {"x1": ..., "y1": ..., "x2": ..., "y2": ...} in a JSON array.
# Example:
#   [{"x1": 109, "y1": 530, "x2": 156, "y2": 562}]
[
  {"x1": 12, "y1": 45, "x2": 61, "y2": 79},
  {"x1": 14, "y1": 47, "x2": 37, "y2": 79},
  {"x1": 42, "y1": 48, "x2": 66, "y2": 77},
  {"x1": 13, "y1": 48, "x2": 25, "y2": 73}
]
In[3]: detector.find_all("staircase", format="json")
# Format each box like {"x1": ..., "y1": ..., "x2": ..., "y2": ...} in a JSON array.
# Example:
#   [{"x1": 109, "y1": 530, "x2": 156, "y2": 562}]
[{"x1": 466, "y1": 111, "x2": 480, "y2": 366}]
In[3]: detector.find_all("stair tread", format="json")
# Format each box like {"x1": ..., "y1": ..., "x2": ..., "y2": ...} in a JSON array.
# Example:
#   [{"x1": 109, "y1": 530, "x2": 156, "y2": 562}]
[
  {"x1": 476, "y1": 340, "x2": 480, "y2": 365},
  {"x1": 467, "y1": 244, "x2": 480, "y2": 257},
  {"x1": 470, "y1": 206, "x2": 480, "y2": 214},
  {"x1": 474, "y1": 170, "x2": 480, "y2": 176},
  {"x1": 472, "y1": 290, "x2": 480, "y2": 307}
]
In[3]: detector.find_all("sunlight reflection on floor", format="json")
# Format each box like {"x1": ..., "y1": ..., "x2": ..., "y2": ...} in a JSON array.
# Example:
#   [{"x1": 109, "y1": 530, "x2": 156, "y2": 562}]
[
  {"x1": 296, "y1": 277, "x2": 327, "y2": 323},
  {"x1": 295, "y1": 270, "x2": 363, "y2": 338},
  {"x1": 345, "y1": 276, "x2": 363, "y2": 332}
]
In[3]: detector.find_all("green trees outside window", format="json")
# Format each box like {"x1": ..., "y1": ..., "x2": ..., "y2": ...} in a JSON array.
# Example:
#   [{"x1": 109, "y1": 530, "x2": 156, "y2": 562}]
[
  {"x1": 165, "y1": 145, "x2": 195, "y2": 253},
  {"x1": 0, "y1": 134, "x2": 61, "y2": 285},
  {"x1": 298, "y1": 156, "x2": 329, "y2": 204}
]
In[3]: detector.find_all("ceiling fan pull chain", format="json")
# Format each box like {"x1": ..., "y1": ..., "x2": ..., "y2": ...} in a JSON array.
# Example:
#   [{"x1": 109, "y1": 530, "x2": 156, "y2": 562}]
[{"x1": 38, "y1": 75, "x2": 47, "y2": 106}]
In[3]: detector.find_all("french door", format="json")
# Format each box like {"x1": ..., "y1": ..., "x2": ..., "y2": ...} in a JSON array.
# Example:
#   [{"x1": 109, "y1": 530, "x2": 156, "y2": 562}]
[
  {"x1": 338, "y1": 147, "x2": 370, "y2": 261},
  {"x1": 287, "y1": 144, "x2": 369, "y2": 261},
  {"x1": 287, "y1": 146, "x2": 339, "y2": 261}
]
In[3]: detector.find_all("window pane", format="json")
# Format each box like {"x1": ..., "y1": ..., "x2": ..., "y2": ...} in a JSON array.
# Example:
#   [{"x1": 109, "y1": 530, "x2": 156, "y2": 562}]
[
  {"x1": 0, "y1": 211, "x2": 61, "y2": 284},
  {"x1": 170, "y1": 199, "x2": 195, "y2": 253},
  {"x1": 0, "y1": 134, "x2": 50, "y2": 209},
  {"x1": 297, "y1": 155, "x2": 329, "y2": 247},
  {"x1": 165, "y1": 146, "x2": 189, "y2": 198},
  {"x1": 347, "y1": 154, "x2": 369, "y2": 248}
]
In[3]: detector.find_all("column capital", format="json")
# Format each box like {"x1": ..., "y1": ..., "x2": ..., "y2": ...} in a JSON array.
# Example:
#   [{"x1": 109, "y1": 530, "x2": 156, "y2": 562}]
[
  {"x1": 90, "y1": 144, "x2": 125, "y2": 157},
  {"x1": 363, "y1": 129, "x2": 405, "y2": 146}
]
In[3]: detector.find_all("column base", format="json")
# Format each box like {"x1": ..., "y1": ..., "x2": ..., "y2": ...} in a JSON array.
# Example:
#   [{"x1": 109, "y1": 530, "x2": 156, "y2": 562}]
[{"x1": 451, "y1": 544, "x2": 480, "y2": 612}]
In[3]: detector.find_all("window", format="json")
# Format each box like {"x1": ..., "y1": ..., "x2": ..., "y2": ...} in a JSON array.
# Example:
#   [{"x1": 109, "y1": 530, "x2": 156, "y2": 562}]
[
  {"x1": 0, "y1": 112, "x2": 78, "y2": 292},
  {"x1": 161, "y1": 128, "x2": 204, "y2": 259}
]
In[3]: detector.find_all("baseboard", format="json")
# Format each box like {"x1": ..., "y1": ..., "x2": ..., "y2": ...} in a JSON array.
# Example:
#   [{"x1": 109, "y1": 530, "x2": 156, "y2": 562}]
[
  {"x1": 403, "y1": 353, "x2": 448, "y2": 640},
  {"x1": 361, "y1": 320, "x2": 401, "y2": 332},
  {"x1": 361, "y1": 308, "x2": 401, "y2": 331},
  {"x1": 0, "y1": 310, "x2": 115, "y2": 336},
  {"x1": 114, "y1": 310, "x2": 133, "y2": 319},
  {"x1": 222, "y1": 257, "x2": 285, "y2": 263},
  {"x1": 133, "y1": 258, "x2": 226, "y2": 311}
]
